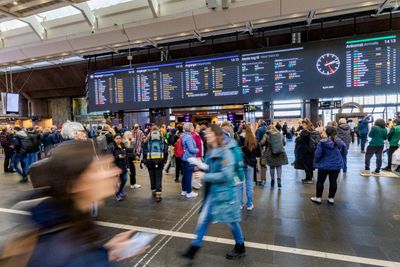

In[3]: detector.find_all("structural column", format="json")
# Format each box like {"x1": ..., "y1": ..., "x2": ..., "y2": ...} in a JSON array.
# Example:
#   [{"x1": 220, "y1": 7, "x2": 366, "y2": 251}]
[{"x1": 262, "y1": 101, "x2": 271, "y2": 123}]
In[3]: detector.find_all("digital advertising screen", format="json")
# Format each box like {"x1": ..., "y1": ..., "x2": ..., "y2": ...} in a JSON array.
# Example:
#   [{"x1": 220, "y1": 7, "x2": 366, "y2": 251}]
[{"x1": 87, "y1": 33, "x2": 399, "y2": 112}]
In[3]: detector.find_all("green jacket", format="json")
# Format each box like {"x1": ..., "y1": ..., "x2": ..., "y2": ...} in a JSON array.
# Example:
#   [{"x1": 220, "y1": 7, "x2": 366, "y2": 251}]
[
  {"x1": 388, "y1": 125, "x2": 400, "y2": 147},
  {"x1": 368, "y1": 126, "x2": 388, "y2": 147}
]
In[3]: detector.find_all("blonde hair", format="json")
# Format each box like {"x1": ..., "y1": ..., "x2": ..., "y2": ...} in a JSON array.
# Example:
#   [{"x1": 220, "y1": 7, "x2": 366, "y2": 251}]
[{"x1": 267, "y1": 125, "x2": 278, "y2": 133}]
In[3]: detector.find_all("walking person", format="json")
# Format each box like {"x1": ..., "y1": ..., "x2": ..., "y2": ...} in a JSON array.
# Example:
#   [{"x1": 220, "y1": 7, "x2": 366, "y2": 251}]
[
  {"x1": 337, "y1": 118, "x2": 351, "y2": 173},
  {"x1": 172, "y1": 125, "x2": 184, "y2": 182},
  {"x1": 238, "y1": 124, "x2": 260, "y2": 210},
  {"x1": 383, "y1": 119, "x2": 400, "y2": 171},
  {"x1": 255, "y1": 120, "x2": 268, "y2": 185},
  {"x1": 1, "y1": 128, "x2": 14, "y2": 173},
  {"x1": 181, "y1": 123, "x2": 199, "y2": 198},
  {"x1": 311, "y1": 126, "x2": 347, "y2": 205},
  {"x1": 260, "y1": 125, "x2": 288, "y2": 189},
  {"x1": 182, "y1": 124, "x2": 246, "y2": 260},
  {"x1": 358, "y1": 115, "x2": 373, "y2": 153},
  {"x1": 191, "y1": 123, "x2": 204, "y2": 189},
  {"x1": 294, "y1": 118, "x2": 320, "y2": 184},
  {"x1": 123, "y1": 131, "x2": 141, "y2": 189},
  {"x1": 12, "y1": 126, "x2": 31, "y2": 183},
  {"x1": 109, "y1": 134, "x2": 128, "y2": 201},
  {"x1": 362, "y1": 118, "x2": 388, "y2": 175}
]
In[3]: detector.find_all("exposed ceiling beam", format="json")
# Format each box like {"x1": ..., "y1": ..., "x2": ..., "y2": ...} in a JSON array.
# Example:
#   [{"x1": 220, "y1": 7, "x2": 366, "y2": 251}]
[
  {"x1": 0, "y1": 0, "x2": 14, "y2": 5},
  {"x1": 147, "y1": 0, "x2": 159, "y2": 18},
  {"x1": 193, "y1": 30, "x2": 203, "y2": 42},
  {"x1": 306, "y1": 10, "x2": 316, "y2": 27},
  {"x1": 72, "y1": 2, "x2": 96, "y2": 28},
  {"x1": 146, "y1": 38, "x2": 159, "y2": 48},
  {"x1": 376, "y1": 0, "x2": 391, "y2": 14},
  {"x1": 9, "y1": 0, "x2": 54, "y2": 13},
  {"x1": 19, "y1": 16, "x2": 46, "y2": 40},
  {"x1": 246, "y1": 21, "x2": 253, "y2": 35}
]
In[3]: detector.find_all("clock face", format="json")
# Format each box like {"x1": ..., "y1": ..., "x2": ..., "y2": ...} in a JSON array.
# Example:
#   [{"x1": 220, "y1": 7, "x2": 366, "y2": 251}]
[{"x1": 316, "y1": 53, "x2": 340, "y2": 75}]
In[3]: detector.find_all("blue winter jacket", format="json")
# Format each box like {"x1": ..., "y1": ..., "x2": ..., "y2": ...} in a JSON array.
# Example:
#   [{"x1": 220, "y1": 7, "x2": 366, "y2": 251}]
[
  {"x1": 181, "y1": 131, "x2": 199, "y2": 161},
  {"x1": 313, "y1": 138, "x2": 347, "y2": 170},
  {"x1": 358, "y1": 117, "x2": 372, "y2": 135},
  {"x1": 202, "y1": 146, "x2": 241, "y2": 224}
]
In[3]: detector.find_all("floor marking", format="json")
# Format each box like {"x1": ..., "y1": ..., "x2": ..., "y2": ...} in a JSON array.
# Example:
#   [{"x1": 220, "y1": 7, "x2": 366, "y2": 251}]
[{"x1": 1, "y1": 207, "x2": 400, "y2": 266}]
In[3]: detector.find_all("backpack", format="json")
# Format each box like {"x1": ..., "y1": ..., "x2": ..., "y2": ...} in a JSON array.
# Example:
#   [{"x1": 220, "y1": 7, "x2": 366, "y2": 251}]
[
  {"x1": 269, "y1": 132, "x2": 284, "y2": 155},
  {"x1": 147, "y1": 130, "x2": 164, "y2": 160},
  {"x1": 308, "y1": 130, "x2": 321, "y2": 152},
  {"x1": 228, "y1": 140, "x2": 245, "y2": 185},
  {"x1": 174, "y1": 137, "x2": 184, "y2": 158}
]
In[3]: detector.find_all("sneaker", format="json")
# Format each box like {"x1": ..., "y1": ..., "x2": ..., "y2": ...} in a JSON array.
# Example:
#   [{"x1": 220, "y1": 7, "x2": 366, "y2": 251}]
[
  {"x1": 327, "y1": 198, "x2": 334, "y2": 205},
  {"x1": 19, "y1": 176, "x2": 28, "y2": 183},
  {"x1": 116, "y1": 194, "x2": 124, "y2": 202},
  {"x1": 361, "y1": 170, "x2": 371, "y2": 175},
  {"x1": 382, "y1": 167, "x2": 391, "y2": 172},
  {"x1": 372, "y1": 169, "x2": 380, "y2": 175},
  {"x1": 155, "y1": 192, "x2": 162, "y2": 202},
  {"x1": 310, "y1": 197, "x2": 322, "y2": 204},
  {"x1": 246, "y1": 204, "x2": 254, "y2": 211},
  {"x1": 181, "y1": 245, "x2": 201, "y2": 260},
  {"x1": 186, "y1": 192, "x2": 198, "y2": 198},
  {"x1": 302, "y1": 179, "x2": 313, "y2": 184},
  {"x1": 132, "y1": 184, "x2": 142, "y2": 189},
  {"x1": 361, "y1": 150, "x2": 366, "y2": 153},
  {"x1": 226, "y1": 243, "x2": 246, "y2": 260},
  {"x1": 181, "y1": 191, "x2": 187, "y2": 196}
]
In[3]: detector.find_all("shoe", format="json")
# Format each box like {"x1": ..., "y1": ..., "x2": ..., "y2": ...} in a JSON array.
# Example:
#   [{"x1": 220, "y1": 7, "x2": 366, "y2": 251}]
[
  {"x1": 19, "y1": 176, "x2": 28, "y2": 183},
  {"x1": 181, "y1": 245, "x2": 201, "y2": 260},
  {"x1": 277, "y1": 178, "x2": 282, "y2": 189},
  {"x1": 310, "y1": 197, "x2": 322, "y2": 204},
  {"x1": 116, "y1": 194, "x2": 124, "y2": 202},
  {"x1": 361, "y1": 170, "x2": 371, "y2": 175},
  {"x1": 132, "y1": 184, "x2": 142, "y2": 189},
  {"x1": 152, "y1": 190, "x2": 157, "y2": 197},
  {"x1": 226, "y1": 243, "x2": 246, "y2": 260},
  {"x1": 382, "y1": 167, "x2": 391, "y2": 171},
  {"x1": 372, "y1": 169, "x2": 380, "y2": 175},
  {"x1": 361, "y1": 150, "x2": 366, "y2": 153},
  {"x1": 327, "y1": 198, "x2": 334, "y2": 205},
  {"x1": 175, "y1": 179, "x2": 180, "y2": 183},
  {"x1": 246, "y1": 204, "x2": 254, "y2": 211},
  {"x1": 302, "y1": 179, "x2": 313, "y2": 184},
  {"x1": 186, "y1": 192, "x2": 198, "y2": 198},
  {"x1": 181, "y1": 191, "x2": 187, "y2": 196},
  {"x1": 270, "y1": 180, "x2": 275, "y2": 188},
  {"x1": 155, "y1": 192, "x2": 162, "y2": 202}
]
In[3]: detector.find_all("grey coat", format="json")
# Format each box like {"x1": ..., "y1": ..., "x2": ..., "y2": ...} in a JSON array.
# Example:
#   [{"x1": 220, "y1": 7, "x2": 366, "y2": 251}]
[
  {"x1": 259, "y1": 132, "x2": 289, "y2": 167},
  {"x1": 337, "y1": 123, "x2": 351, "y2": 149}
]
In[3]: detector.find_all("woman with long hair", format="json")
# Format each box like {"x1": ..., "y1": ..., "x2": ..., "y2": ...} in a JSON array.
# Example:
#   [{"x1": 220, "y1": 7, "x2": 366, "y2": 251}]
[
  {"x1": 311, "y1": 126, "x2": 347, "y2": 204},
  {"x1": 239, "y1": 124, "x2": 260, "y2": 210},
  {"x1": 260, "y1": 125, "x2": 288, "y2": 189},
  {"x1": 122, "y1": 131, "x2": 141, "y2": 189},
  {"x1": 182, "y1": 124, "x2": 246, "y2": 260},
  {"x1": 26, "y1": 141, "x2": 148, "y2": 266}
]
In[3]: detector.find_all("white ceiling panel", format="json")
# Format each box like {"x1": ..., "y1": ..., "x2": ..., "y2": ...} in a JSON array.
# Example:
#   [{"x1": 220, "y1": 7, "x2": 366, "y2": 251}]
[
  {"x1": 67, "y1": 29, "x2": 129, "y2": 50},
  {"x1": 224, "y1": 0, "x2": 281, "y2": 24}
]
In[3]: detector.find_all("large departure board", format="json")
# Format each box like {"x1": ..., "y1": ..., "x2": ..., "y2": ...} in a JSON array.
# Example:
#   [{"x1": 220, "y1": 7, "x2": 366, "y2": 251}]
[{"x1": 88, "y1": 33, "x2": 400, "y2": 111}]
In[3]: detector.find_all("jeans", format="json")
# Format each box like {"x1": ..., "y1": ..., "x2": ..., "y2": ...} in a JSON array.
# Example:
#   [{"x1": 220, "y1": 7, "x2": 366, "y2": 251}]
[
  {"x1": 240, "y1": 166, "x2": 254, "y2": 208},
  {"x1": 3, "y1": 148, "x2": 13, "y2": 172},
  {"x1": 12, "y1": 153, "x2": 28, "y2": 178},
  {"x1": 360, "y1": 134, "x2": 368, "y2": 152},
  {"x1": 304, "y1": 170, "x2": 313, "y2": 180},
  {"x1": 128, "y1": 157, "x2": 137, "y2": 185},
  {"x1": 148, "y1": 168, "x2": 162, "y2": 192},
  {"x1": 316, "y1": 169, "x2": 340, "y2": 198},
  {"x1": 192, "y1": 197, "x2": 244, "y2": 247},
  {"x1": 365, "y1": 146, "x2": 384, "y2": 171},
  {"x1": 117, "y1": 171, "x2": 128, "y2": 196},
  {"x1": 175, "y1": 157, "x2": 183, "y2": 181},
  {"x1": 386, "y1": 146, "x2": 399, "y2": 169},
  {"x1": 182, "y1": 161, "x2": 194, "y2": 193},
  {"x1": 343, "y1": 156, "x2": 347, "y2": 172},
  {"x1": 27, "y1": 152, "x2": 37, "y2": 169}
]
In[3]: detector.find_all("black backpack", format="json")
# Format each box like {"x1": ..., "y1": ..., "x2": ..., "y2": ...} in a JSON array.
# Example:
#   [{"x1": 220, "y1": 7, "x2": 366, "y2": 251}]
[{"x1": 308, "y1": 131, "x2": 321, "y2": 152}]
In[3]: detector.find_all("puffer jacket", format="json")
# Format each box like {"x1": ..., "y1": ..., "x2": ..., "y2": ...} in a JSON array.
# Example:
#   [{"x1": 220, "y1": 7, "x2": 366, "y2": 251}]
[
  {"x1": 314, "y1": 137, "x2": 347, "y2": 170},
  {"x1": 337, "y1": 123, "x2": 351, "y2": 149},
  {"x1": 202, "y1": 146, "x2": 241, "y2": 224},
  {"x1": 181, "y1": 132, "x2": 199, "y2": 161}
]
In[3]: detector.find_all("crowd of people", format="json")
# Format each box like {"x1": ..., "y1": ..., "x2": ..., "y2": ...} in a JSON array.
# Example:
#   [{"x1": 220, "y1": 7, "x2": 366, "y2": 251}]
[{"x1": 1, "y1": 115, "x2": 400, "y2": 265}]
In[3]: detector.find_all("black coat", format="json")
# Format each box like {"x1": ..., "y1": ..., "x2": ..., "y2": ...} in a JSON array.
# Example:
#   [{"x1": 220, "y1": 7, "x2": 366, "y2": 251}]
[
  {"x1": 239, "y1": 136, "x2": 261, "y2": 168},
  {"x1": 294, "y1": 130, "x2": 315, "y2": 171},
  {"x1": 109, "y1": 143, "x2": 128, "y2": 172}
]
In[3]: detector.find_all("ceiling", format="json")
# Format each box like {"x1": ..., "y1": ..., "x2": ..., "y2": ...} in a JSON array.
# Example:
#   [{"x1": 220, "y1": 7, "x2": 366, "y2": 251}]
[{"x1": 0, "y1": 0, "x2": 399, "y2": 72}]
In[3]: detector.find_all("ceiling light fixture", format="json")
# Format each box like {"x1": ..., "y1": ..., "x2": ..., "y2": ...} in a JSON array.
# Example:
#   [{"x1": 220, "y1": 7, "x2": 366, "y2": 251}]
[{"x1": 12, "y1": 1, "x2": 18, "y2": 6}]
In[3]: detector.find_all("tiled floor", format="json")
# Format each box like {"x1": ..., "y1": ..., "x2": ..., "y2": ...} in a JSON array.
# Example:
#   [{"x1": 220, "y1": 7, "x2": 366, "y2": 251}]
[{"x1": 1, "y1": 140, "x2": 400, "y2": 267}]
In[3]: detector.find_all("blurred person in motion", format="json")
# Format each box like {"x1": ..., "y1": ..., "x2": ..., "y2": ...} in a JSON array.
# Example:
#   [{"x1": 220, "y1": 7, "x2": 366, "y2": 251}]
[
  {"x1": 311, "y1": 126, "x2": 347, "y2": 205},
  {"x1": 348, "y1": 119, "x2": 356, "y2": 144},
  {"x1": 362, "y1": 118, "x2": 388, "y2": 175},
  {"x1": 260, "y1": 125, "x2": 288, "y2": 189},
  {"x1": 122, "y1": 131, "x2": 141, "y2": 189},
  {"x1": 383, "y1": 119, "x2": 400, "y2": 171},
  {"x1": 1, "y1": 127, "x2": 14, "y2": 173},
  {"x1": 181, "y1": 123, "x2": 199, "y2": 198},
  {"x1": 41, "y1": 128, "x2": 56, "y2": 157},
  {"x1": 191, "y1": 123, "x2": 204, "y2": 189},
  {"x1": 337, "y1": 118, "x2": 351, "y2": 173},
  {"x1": 238, "y1": 124, "x2": 260, "y2": 210},
  {"x1": 142, "y1": 125, "x2": 168, "y2": 202},
  {"x1": 358, "y1": 115, "x2": 373, "y2": 153},
  {"x1": 24, "y1": 141, "x2": 148, "y2": 266},
  {"x1": 294, "y1": 118, "x2": 320, "y2": 184},
  {"x1": 182, "y1": 124, "x2": 246, "y2": 260},
  {"x1": 109, "y1": 134, "x2": 128, "y2": 201}
]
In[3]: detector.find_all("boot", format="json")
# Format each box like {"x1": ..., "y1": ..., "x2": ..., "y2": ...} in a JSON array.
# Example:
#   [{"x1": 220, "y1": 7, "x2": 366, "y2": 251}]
[
  {"x1": 156, "y1": 192, "x2": 162, "y2": 202},
  {"x1": 277, "y1": 178, "x2": 282, "y2": 189},
  {"x1": 270, "y1": 179, "x2": 275, "y2": 188},
  {"x1": 152, "y1": 190, "x2": 157, "y2": 197},
  {"x1": 181, "y1": 245, "x2": 200, "y2": 260},
  {"x1": 226, "y1": 243, "x2": 246, "y2": 260}
]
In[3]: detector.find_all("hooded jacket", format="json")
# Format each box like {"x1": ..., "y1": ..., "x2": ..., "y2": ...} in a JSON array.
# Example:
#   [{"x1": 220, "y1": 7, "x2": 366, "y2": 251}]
[
  {"x1": 314, "y1": 137, "x2": 347, "y2": 170},
  {"x1": 368, "y1": 122, "x2": 388, "y2": 147},
  {"x1": 337, "y1": 123, "x2": 351, "y2": 149}
]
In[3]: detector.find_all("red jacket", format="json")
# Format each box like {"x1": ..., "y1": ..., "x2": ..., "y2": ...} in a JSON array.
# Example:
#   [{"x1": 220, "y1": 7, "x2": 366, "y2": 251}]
[{"x1": 192, "y1": 132, "x2": 203, "y2": 158}]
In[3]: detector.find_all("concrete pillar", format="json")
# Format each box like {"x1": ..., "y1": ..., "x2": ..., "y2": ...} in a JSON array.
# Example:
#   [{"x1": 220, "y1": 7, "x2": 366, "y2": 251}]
[
  {"x1": 310, "y1": 99, "x2": 319, "y2": 126},
  {"x1": 262, "y1": 101, "x2": 271, "y2": 122}
]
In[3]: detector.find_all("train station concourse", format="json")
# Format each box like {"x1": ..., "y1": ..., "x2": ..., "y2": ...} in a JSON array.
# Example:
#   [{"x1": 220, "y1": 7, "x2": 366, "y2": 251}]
[{"x1": 0, "y1": 1, "x2": 400, "y2": 267}]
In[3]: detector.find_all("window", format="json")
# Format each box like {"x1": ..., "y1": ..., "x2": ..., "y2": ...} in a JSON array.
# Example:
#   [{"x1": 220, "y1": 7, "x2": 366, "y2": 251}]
[
  {"x1": 273, "y1": 99, "x2": 302, "y2": 104},
  {"x1": 343, "y1": 97, "x2": 353, "y2": 103},
  {"x1": 273, "y1": 103, "x2": 302, "y2": 109},
  {"x1": 353, "y1": 96, "x2": 364, "y2": 105},
  {"x1": 364, "y1": 96, "x2": 375, "y2": 105},
  {"x1": 364, "y1": 107, "x2": 374, "y2": 113},
  {"x1": 387, "y1": 106, "x2": 397, "y2": 119},
  {"x1": 274, "y1": 110, "x2": 301, "y2": 117},
  {"x1": 387, "y1": 94, "x2": 398, "y2": 104},
  {"x1": 341, "y1": 108, "x2": 353, "y2": 113},
  {"x1": 0, "y1": 20, "x2": 27, "y2": 31},
  {"x1": 375, "y1": 95, "x2": 386, "y2": 104},
  {"x1": 373, "y1": 107, "x2": 385, "y2": 113},
  {"x1": 37, "y1": 6, "x2": 80, "y2": 21}
]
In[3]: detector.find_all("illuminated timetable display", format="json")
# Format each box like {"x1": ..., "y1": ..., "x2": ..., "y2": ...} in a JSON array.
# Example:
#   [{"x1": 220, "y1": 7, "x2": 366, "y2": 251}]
[{"x1": 87, "y1": 33, "x2": 400, "y2": 111}]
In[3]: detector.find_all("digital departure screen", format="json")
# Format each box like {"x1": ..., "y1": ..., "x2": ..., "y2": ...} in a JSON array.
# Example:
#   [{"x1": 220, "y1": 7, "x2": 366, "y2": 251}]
[{"x1": 87, "y1": 33, "x2": 400, "y2": 112}]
